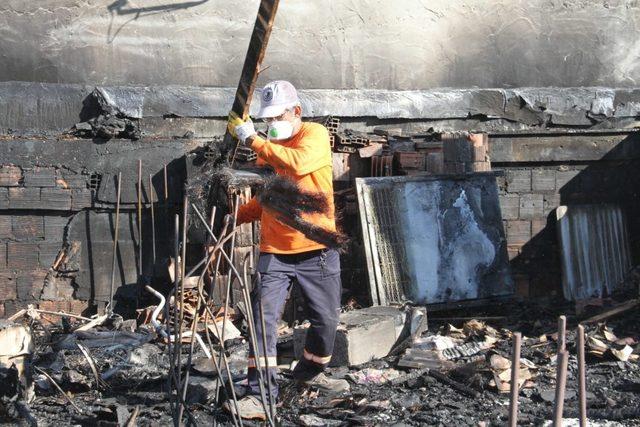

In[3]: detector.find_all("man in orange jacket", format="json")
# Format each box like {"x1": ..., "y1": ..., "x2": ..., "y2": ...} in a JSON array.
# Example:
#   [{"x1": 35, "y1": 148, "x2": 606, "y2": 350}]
[{"x1": 224, "y1": 81, "x2": 349, "y2": 420}]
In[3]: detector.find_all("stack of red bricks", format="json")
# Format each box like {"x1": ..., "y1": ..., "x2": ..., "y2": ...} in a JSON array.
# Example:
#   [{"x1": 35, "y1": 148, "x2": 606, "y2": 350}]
[
  {"x1": 442, "y1": 133, "x2": 491, "y2": 174},
  {"x1": 0, "y1": 165, "x2": 93, "y2": 317}
]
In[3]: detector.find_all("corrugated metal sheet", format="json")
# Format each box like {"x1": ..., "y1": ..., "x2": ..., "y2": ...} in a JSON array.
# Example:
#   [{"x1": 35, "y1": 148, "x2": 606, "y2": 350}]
[
  {"x1": 557, "y1": 204, "x2": 632, "y2": 301},
  {"x1": 356, "y1": 174, "x2": 513, "y2": 306}
]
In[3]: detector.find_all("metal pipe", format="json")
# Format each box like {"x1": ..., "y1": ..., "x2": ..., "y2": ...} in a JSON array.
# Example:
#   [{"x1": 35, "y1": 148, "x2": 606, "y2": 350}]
[
  {"x1": 191, "y1": 204, "x2": 272, "y2": 424},
  {"x1": 145, "y1": 284, "x2": 213, "y2": 359},
  {"x1": 149, "y1": 174, "x2": 156, "y2": 265},
  {"x1": 203, "y1": 304, "x2": 244, "y2": 427},
  {"x1": 201, "y1": 307, "x2": 242, "y2": 427},
  {"x1": 176, "y1": 196, "x2": 189, "y2": 423},
  {"x1": 171, "y1": 213, "x2": 180, "y2": 426},
  {"x1": 259, "y1": 300, "x2": 276, "y2": 422},
  {"x1": 508, "y1": 332, "x2": 521, "y2": 427},
  {"x1": 558, "y1": 315, "x2": 567, "y2": 353},
  {"x1": 219, "y1": 194, "x2": 240, "y2": 347},
  {"x1": 137, "y1": 159, "x2": 143, "y2": 279},
  {"x1": 577, "y1": 325, "x2": 587, "y2": 427},
  {"x1": 145, "y1": 285, "x2": 168, "y2": 338},
  {"x1": 107, "y1": 172, "x2": 122, "y2": 315},
  {"x1": 553, "y1": 350, "x2": 569, "y2": 427},
  {"x1": 240, "y1": 257, "x2": 273, "y2": 426},
  {"x1": 163, "y1": 163, "x2": 169, "y2": 201}
]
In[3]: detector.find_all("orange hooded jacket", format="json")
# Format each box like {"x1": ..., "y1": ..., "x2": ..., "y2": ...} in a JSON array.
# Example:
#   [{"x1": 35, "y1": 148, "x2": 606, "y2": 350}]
[{"x1": 236, "y1": 122, "x2": 336, "y2": 254}]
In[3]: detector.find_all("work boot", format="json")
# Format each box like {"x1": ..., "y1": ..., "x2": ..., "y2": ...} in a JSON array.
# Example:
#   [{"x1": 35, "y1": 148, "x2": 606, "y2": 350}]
[
  {"x1": 299, "y1": 372, "x2": 350, "y2": 394},
  {"x1": 222, "y1": 395, "x2": 267, "y2": 421}
]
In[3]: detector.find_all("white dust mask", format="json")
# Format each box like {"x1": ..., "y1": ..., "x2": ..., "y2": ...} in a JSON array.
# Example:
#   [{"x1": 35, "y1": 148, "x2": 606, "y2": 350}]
[{"x1": 267, "y1": 120, "x2": 294, "y2": 140}]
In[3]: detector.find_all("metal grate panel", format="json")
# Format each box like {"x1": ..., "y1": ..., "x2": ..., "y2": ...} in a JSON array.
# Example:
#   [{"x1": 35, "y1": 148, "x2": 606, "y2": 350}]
[{"x1": 366, "y1": 186, "x2": 410, "y2": 304}]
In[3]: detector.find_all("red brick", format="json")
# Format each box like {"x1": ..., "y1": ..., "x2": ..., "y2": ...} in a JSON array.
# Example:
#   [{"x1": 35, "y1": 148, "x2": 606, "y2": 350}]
[
  {"x1": 38, "y1": 300, "x2": 70, "y2": 312},
  {"x1": 0, "y1": 272, "x2": 17, "y2": 300},
  {"x1": 0, "y1": 166, "x2": 22, "y2": 186},
  {"x1": 38, "y1": 300, "x2": 71, "y2": 323},
  {"x1": 12, "y1": 215, "x2": 44, "y2": 240},
  {"x1": 7, "y1": 242, "x2": 39, "y2": 270},
  {"x1": 69, "y1": 300, "x2": 90, "y2": 316}
]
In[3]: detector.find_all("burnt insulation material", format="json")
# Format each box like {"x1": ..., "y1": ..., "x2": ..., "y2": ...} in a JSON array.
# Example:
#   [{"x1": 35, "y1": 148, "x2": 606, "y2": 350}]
[{"x1": 257, "y1": 175, "x2": 348, "y2": 251}]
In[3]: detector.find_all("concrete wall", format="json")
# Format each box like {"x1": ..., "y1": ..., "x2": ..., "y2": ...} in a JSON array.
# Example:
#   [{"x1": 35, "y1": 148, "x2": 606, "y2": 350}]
[{"x1": 1, "y1": 1, "x2": 639, "y2": 89}]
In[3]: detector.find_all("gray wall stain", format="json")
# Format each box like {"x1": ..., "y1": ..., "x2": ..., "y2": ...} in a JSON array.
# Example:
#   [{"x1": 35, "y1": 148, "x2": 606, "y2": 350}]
[{"x1": 1, "y1": 0, "x2": 639, "y2": 88}]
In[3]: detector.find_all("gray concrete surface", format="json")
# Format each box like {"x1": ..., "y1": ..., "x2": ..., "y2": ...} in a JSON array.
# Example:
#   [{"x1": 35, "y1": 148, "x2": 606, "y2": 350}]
[
  {"x1": 3, "y1": 82, "x2": 640, "y2": 137},
  {"x1": 1, "y1": 1, "x2": 639, "y2": 89}
]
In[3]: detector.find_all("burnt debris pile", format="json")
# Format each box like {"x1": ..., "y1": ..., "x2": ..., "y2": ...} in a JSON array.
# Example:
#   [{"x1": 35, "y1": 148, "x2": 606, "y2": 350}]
[{"x1": 2, "y1": 285, "x2": 640, "y2": 425}]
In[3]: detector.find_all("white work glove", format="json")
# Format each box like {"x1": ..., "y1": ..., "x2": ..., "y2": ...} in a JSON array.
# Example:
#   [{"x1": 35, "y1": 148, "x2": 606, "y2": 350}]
[{"x1": 228, "y1": 112, "x2": 257, "y2": 145}]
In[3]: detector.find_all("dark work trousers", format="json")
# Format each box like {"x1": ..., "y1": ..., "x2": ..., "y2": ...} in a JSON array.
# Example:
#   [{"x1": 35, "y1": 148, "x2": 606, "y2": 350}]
[{"x1": 247, "y1": 248, "x2": 341, "y2": 399}]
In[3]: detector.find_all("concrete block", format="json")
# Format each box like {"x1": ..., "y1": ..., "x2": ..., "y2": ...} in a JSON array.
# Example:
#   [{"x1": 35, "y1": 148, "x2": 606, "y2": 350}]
[
  {"x1": 543, "y1": 194, "x2": 561, "y2": 216},
  {"x1": 519, "y1": 194, "x2": 544, "y2": 219},
  {"x1": 507, "y1": 244, "x2": 521, "y2": 261},
  {"x1": 506, "y1": 170, "x2": 531, "y2": 193},
  {"x1": 58, "y1": 172, "x2": 89, "y2": 189},
  {"x1": 293, "y1": 306, "x2": 407, "y2": 367},
  {"x1": 506, "y1": 220, "x2": 531, "y2": 245},
  {"x1": 443, "y1": 137, "x2": 472, "y2": 162},
  {"x1": 514, "y1": 274, "x2": 530, "y2": 298},
  {"x1": 332, "y1": 153, "x2": 351, "y2": 182},
  {"x1": 499, "y1": 194, "x2": 519, "y2": 220},
  {"x1": 23, "y1": 167, "x2": 56, "y2": 188},
  {"x1": 40, "y1": 275, "x2": 74, "y2": 300},
  {"x1": 0, "y1": 216, "x2": 11, "y2": 239},
  {"x1": 531, "y1": 218, "x2": 547, "y2": 236},
  {"x1": 0, "y1": 166, "x2": 22, "y2": 187},
  {"x1": 0, "y1": 188, "x2": 7, "y2": 209},
  {"x1": 7, "y1": 243, "x2": 39, "y2": 270},
  {"x1": 38, "y1": 242, "x2": 61, "y2": 268},
  {"x1": 186, "y1": 376, "x2": 219, "y2": 404},
  {"x1": 0, "y1": 273, "x2": 16, "y2": 301},
  {"x1": 0, "y1": 243, "x2": 6, "y2": 270},
  {"x1": 44, "y1": 215, "x2": 71, "y2": 242},
  {"x1": 532, "y1": 169, "x2": 555, "y2": 192},
  {"x1": 556, "y1": 169, "x2": 581, "y2": 189},
  {"x1": 41, "y1": 189, "x2": 72, "y2": 210},
  {"x1": 426, "y1": 152, "x2": 443, "y2": 174},
  {"x1": 12, "y1": 215, "x2": 44, "y2": 240},
  {"x1": 16, "y1": 271, "x2": 46, "y2": 302},
  {"x1": 8, "y1": 188, "x2": 41, "y2": 210},
  {"x1": 71, "y1": 189, "x2": 93, "y2": 210}
]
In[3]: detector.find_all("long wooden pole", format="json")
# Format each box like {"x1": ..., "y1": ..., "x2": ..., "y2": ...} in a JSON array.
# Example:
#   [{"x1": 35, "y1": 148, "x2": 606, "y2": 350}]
[{"x1": 226, "y1": 0, "x2": 281, "y2": 165}]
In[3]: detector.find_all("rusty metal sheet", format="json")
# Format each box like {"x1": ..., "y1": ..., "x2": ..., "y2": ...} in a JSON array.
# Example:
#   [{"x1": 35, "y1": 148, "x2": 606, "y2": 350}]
[{"x1": 556, "y1": 204, "x2": 632, "y2": 301}]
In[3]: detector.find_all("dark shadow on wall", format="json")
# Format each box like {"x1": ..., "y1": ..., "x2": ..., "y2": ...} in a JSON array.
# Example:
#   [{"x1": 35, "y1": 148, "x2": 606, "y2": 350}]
[
  {"x1": 509, "y1": 133, "x2": 640, "y2": 300},
  {"x1": 106, "y1": 0, "x2": 209, "y2": 43}
]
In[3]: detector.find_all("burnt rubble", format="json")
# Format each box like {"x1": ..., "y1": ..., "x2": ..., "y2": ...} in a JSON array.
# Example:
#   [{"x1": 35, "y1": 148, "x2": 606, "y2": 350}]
[{"x1": 1, "y1": 283, "x2": 640, "y2": 425}]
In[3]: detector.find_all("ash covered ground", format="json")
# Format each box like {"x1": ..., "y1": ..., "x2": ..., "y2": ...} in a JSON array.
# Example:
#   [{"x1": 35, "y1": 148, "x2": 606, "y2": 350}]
[{"x1": 9, "y1": 292, "x2": 640, "y2": 427}]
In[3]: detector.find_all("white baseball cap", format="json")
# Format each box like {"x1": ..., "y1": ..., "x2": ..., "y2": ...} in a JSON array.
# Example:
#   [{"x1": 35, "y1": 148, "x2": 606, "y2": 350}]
[{"x1": 257, "y1": 80, "x2": 300, "y2": 119}]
